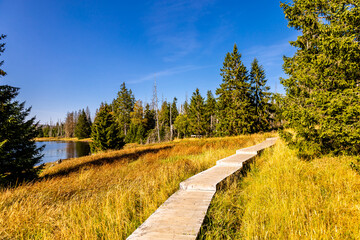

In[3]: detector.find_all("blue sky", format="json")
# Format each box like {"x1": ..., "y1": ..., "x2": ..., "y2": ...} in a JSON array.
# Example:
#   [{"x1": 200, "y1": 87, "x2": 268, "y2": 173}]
[{"x1": 0, "y1": 0, "x2": 297, "y2": 123}]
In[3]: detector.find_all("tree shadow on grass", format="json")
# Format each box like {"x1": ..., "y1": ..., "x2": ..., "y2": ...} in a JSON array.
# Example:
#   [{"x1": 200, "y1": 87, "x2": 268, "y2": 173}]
[{"x1": 40, "y1": 145, "x2": 174, "y2": 180}]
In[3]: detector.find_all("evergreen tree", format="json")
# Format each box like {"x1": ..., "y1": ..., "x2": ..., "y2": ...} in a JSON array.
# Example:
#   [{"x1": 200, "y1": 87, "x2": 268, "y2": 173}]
[
  {"x1": 280, "y1": 0, "x2": 360, "y2": 158},
  {"x1": 144, "y1": 103, "x2": 155, "y2": 133},
  {"x1": 249, "y1": 58, "x2": 272, "y2": 132},
  {"x1": 170, "y1": 97, "x2": 178, "y2": 139},
  {"x1": 216, "y1": 44, "x2": 252, "y2": 136},
  {"x1": 205, "y1": 90, "x2": 217, "y2": 136},
  {"x1": 174, "y1": 114, "x2": 189, "y2": 138},
  {"x1": 0, "y1": 35, "x2": 43, "y2": 183},
  {"x1": 188, "y1": 88, "x2": 207, "y2": 135},
  {"x1": 112, "y1": 82, "x2": 135, "y2": 136},
  {"x1": 91, "y1": 104, "x2": 125, "y2": 152},
  {"x1": 75, "y1": 109, "x2": 91, "y2": 139}
]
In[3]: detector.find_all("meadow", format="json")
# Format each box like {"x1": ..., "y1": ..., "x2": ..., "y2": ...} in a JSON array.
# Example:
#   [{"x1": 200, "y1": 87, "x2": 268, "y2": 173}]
[
  {"x1": 199, "y1": 140, "x2": 360, "y2": 239},
  {"x1": 0, "y1": 134, "x2": 270, "y2": 240}
]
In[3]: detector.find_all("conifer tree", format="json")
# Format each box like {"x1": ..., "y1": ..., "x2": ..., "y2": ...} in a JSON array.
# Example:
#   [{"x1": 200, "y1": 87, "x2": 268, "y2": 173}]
[
  {"x1": 205, "y1": 90, "x2": 217, "y2": 136},
  {"x1": 75, "y1": 109, "x2": 91, "y2": 139},
  {"x1": 0, "y1": 34, "x2": 43, "y2": 183},
  {"x1": 280, "y1": 0, "x2": 360, "y2": 157},
  {"x1": 216, "y1": 44, "x2": 252, "y2": 136},
  {"x1": 249, "y1": 58, "x2": 271, "y2": 132},
  {"x1": 112, "y1": 82, "x2": 135, "y2": 136},
  {"x1": 188, "y1": 88, "x2": 207, "y2": 135},
  {"x1": 91, "y1": 104, "x2": 125, "y2": 152},
  {"x1": 144, "y1": 103, "x2": 155, "y2": 133},
  {"x1": 174, "y1": 114, "x2": 189, "y2": 138}
]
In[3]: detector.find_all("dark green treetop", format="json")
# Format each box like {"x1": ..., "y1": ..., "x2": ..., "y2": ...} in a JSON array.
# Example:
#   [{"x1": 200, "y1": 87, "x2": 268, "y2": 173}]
[
  {"x1": 91, "y1": 104, "x2": 125, "y2": 152},
  {"x1": 112, "y1": 82, "x2": 135, "y2": 136},
  {"x1": 205, "y1": 90, "x2": 217, "y2": 136},
  {"x1": 0, "y1": 35, "x2": 43, "y2": 184},
  {"x1": 75, "y1": 109, "x2": 91, "y2": 139},
  {"x1": 280, "y1": 0, "x2": 360, "y2": 157},
  {"x1": 188, "y1": 88, "x2": 207, "y2": 135},
  {"x1": 216, "y1": 44, "x2": 253, "y2": 136},
  {"x1": 249, "y1": 58, "x2": 272, "y2": 132}
]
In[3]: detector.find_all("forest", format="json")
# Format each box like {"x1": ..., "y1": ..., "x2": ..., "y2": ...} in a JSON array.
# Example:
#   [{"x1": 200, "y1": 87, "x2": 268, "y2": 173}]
[{"x1": 38, "y1": 45, "x2": 281, "y2": 152}]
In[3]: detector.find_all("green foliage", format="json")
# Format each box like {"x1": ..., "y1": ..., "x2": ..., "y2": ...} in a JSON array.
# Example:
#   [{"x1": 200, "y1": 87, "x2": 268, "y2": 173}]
[
  {"x1": 174, "y1": 114, "x2": 189, "y2": 138},
  {"x1": 144, "y1": 103, "x2": 155, "y2": 133},
  {"x1": 280, "y1": 0, "x2": 360, "y2": 158},
  {"x1": 112, "y1": 82, "x2": 135, "y2": 136},
  {"x1": 90, "y1": 104, "x2": 125, "y2": 152},
  {"x1": 188, "y1": 88, "x2": 207, "y2": 135},
  {"x1": 216, "y1": 44, "x2": 253, "y2": 136},
  {"x1": 75, "y1": 109, "x2": 91, "y2": 139},
  {"x1": 205, "y1": 90, "x2": 217, "y2": 136},
  {"x1": 249, "y1": 58, "x2": 272, "y2": 132},
  {"x1": 0, "y1": 35, "x2": 43, "y2": 184},
  {"x1": 0, "y1": 85, "x2": 44, "y2": 183},
  {"x1": 0, "y1": 34, "x2": 6, "y2": 77}
]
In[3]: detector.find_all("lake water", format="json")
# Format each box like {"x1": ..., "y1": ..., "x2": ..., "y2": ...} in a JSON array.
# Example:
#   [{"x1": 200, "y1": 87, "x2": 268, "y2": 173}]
[{"x1": 36, "y1": 141, "x2": 91, "y2": 164}]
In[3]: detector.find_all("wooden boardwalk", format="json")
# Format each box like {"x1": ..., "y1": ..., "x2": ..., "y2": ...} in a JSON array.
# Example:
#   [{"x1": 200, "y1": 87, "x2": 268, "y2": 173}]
[{"x1": 127, "y1": 138, "x2": 277, "y2": 240}]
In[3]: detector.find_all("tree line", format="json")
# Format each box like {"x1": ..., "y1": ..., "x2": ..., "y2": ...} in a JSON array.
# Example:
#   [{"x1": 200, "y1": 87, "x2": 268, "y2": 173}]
[
  {"x1": 3, "y1": 0, "x2": 358, "y2": 185},
  {"x1": 90, "y1": 44, "x2": 278, "y2": 152},
  {"x1": 38, "y1": 107, "x2": 92, "y2": 139}
]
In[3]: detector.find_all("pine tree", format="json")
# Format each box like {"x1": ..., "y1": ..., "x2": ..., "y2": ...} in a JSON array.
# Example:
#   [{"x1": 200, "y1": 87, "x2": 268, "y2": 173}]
[
  {"x1": 216, "y1": 44, "x2": 252, "y2": 136},
  {"x1": 0, "y1": 35, "x2": 43, "y2": 183},
  {"x1": 112, "y1": 82, "x2": 135, "y2": 136},
  {"x1": 91, "y1": 104, "x2": 125, "y2": 152},
  {"x1": 280, "y1": 0, "x2": 360, "y2": 158},
  {"x1": 249, "y1": 58, "x2": 271, "y2": 132},
  {"x1": 75, "y1": 109, "x2": 91, "y2": 139},
  {"x1": 188, "y1": 88, "x2": 207, "y2": 136},
  {"x1": 205, "y1": 90, "x2": 217, "y2": 136}
]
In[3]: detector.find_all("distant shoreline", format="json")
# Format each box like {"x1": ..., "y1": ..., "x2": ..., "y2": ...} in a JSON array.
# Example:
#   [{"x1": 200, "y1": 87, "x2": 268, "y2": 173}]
[{"x1": 34, "y1": 137, "x2": 93, "y2": 143}]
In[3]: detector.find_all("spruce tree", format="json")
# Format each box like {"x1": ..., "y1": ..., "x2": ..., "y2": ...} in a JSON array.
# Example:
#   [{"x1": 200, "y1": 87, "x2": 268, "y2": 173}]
[
  {"x1": 280, "y1": 0, "x2": 360, "y2": 158},
  {"x1": 91, "y1": 104, "x2": 125, "y2": 152},
  {"x1": 249, "y1": 58, "x2": 271, "y2": 132},
  {"x1": 112, "y1": 82, "x2": 135, "y2": 136},
  {"x1": 188, "y1": 88, "x2": 207, "y2": 136},
  {"x1": 75, "y1": 109, "x2": 91, "y2": 139},
  {"x1": 0, "y1": 35, "x2": 43, "y2": 183},
  {"x1": 205, "y1": 90, "x2": 217, "y2": 136},
  {"x1": 216, "y1": 44, "x2": 252, "y2": 136}
]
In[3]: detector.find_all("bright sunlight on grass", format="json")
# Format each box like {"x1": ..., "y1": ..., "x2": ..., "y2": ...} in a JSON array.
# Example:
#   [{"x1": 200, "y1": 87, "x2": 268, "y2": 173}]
[
  {"x1": 0, "y1": 134, "x2": 271, "y2": 239},
  {"x1": 199, "y1": 140, "x2": 360, "y2": 239}
]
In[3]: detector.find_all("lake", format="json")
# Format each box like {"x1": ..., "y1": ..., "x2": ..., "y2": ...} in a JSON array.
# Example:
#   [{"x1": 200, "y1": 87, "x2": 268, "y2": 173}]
[{"x1": 36, "y1": 141, "x2": 91, "y2": 164}]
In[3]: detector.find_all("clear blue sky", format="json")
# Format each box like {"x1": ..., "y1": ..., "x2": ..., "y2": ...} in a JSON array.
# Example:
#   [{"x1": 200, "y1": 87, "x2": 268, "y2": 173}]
[{"x1": 0, "y1": 0, "x2": 297, "y2": 124}]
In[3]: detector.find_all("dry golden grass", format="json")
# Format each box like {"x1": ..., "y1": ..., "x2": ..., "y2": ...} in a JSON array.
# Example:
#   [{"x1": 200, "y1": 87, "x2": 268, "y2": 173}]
[
  {"x1": 199, "y1": 140, "x2": 360, "y2": 240},
  {"x1": 0, "y1": 133, "x2": 270, "y2": 240}
]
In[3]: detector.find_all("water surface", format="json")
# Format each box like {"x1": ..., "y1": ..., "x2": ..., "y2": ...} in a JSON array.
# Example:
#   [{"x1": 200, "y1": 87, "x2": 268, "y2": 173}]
[{"x1": 36, "y1": 141, "x2": 91, "y2": 164}]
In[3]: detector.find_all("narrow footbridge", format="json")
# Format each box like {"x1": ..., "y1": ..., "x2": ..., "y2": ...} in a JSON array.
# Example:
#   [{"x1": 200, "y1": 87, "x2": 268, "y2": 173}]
[{"x1": 127, "y1": 138, "x2": 278, "y2": 240}]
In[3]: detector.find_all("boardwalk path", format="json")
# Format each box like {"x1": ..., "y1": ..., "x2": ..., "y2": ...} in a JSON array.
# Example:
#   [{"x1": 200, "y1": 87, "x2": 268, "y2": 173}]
[{"x1": 127, "y1": 138, "x2": 278, "y2": 240}]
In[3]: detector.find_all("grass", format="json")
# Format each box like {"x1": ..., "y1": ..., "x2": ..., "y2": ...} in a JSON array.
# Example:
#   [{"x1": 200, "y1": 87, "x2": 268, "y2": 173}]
[
  {"x1": 199, "y1": 140, "x2": 360, "y2": 240},
  {"x1": 0, "y1": 133, "x2": 271, "y2": 240}
]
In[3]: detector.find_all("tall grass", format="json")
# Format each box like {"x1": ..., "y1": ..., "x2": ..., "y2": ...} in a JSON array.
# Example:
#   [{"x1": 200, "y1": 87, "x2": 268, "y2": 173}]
[
  {"x1": 199, "y1": 140, "x2": 360, "y2": 239},
  {"x1": 0, "y1": 134, "x2": 270, "y2": 240}
]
